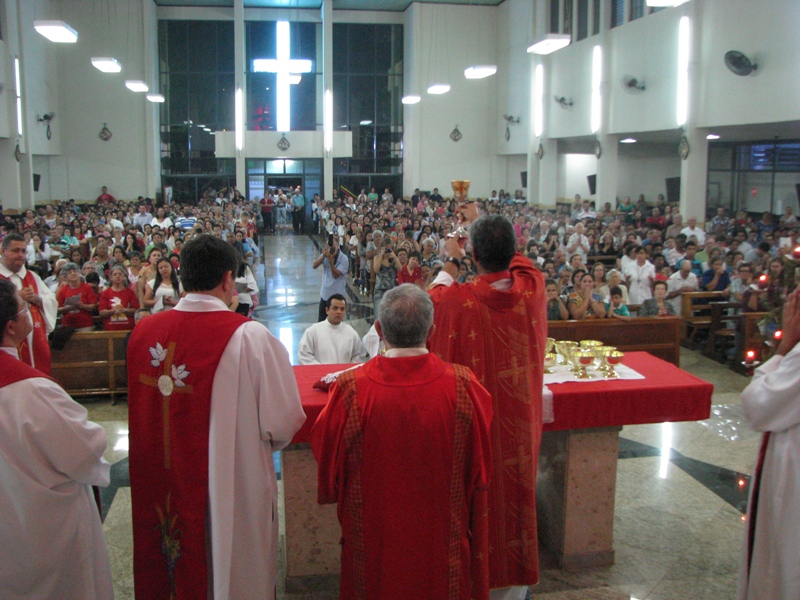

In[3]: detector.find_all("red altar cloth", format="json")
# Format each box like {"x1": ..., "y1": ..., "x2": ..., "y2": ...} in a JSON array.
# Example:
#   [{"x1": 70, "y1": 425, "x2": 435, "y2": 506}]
[{"x1": 291, "y1": 352, "x2": 713, "y2": 444}]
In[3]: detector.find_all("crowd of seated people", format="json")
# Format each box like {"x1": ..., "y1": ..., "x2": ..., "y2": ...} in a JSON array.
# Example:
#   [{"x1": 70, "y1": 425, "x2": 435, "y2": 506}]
[{"x1": 0, "y1": 187, "x2": 262, "y2": 331}]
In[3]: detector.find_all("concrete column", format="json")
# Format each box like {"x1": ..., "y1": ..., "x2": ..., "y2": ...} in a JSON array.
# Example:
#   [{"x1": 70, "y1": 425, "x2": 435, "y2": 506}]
[
  {"x1": 401, "y1": 4, "x2": 421, "y2": 194},
  {"x1": 679, "y1": 128, "x2": 709, "y2": 224},
  {"x1": 143, "y1": 0, "x2": 160, "y2": 199},
  {"x1": 234, "y1": 0, "x2": 246, "y2": 192},
  {"x1": 529, "y1": 138, "x2": 558, "y2": 207},
  {"x1": 596, "y1": 133, "x2": 619, "y2": 207},
  {"x1": 0, "y1": 139, "x2": 24, "y2": 212},
  {"x1": 321, "y1": 0, "x2": 333, "y2": 201}
]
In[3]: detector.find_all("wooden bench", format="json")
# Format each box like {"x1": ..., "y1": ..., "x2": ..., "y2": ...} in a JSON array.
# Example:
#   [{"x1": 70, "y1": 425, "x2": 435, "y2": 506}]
[
  {"x1": 547, "y1": 316, "x2": 682, "y2": 366},
  {"x1": 703, "y1": 301, "x2": 741, "y2": 362},
  {"x1": 50, "y1": 331, "x2": 129, "y2": 403},
  {"x1": 731, "y1": 311, "x2": 770, "y2": 375},
  {"x1": 680, "y1": 291, "x2": 728, "y2": 348}
]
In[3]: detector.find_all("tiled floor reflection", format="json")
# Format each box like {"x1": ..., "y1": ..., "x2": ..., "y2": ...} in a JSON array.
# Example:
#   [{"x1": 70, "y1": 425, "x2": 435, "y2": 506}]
[{"x1": 88, "y1": 233, "x2": 757, "y2": 599}]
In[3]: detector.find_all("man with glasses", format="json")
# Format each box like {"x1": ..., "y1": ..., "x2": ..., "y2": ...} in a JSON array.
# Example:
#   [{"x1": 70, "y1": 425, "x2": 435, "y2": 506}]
[
  {"x1": 0, "y1": 278, "x2": 113, "y2": 598},
  {"x1": 0, "y1": 233, "x2": 57, "y2": 374}
]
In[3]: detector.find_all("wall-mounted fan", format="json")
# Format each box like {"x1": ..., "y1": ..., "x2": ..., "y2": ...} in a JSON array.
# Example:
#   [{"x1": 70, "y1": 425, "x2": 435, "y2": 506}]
[
  {"x1": 620, "y1": 75, "x2": 646, "y2": 93},
  {"x1": 554, "y1": 96, "x2": 573, "y2": 109},
  {"x1": 724, "y1": 51, "x2": 758, "y2": 76}
]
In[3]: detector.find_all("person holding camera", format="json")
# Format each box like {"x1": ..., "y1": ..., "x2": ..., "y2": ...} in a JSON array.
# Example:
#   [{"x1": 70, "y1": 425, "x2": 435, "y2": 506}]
[
  {"x1": 373, "y1": 237, "x2": 402, "y2": 320},
  {"x1": 313, "y1": 234, "x2": 349, "y2": 322}
]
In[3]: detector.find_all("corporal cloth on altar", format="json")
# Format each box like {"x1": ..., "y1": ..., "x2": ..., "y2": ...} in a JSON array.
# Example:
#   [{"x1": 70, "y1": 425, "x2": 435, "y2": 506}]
[
  {"x1": 128, "y1": 294, "x2": 306, "y2": 600},
  {"x1": 0, "y1": 348, "x2": 112, "y2": 600},
  {"x1": 428, "y1": 254, "x2": 548, "y2": 589},
  {"x1": 311, "y1": 353, "x2": 493, "y2": 600}
]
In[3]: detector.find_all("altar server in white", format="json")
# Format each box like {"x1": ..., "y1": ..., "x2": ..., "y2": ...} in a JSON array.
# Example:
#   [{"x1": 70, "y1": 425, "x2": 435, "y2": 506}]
[
  {"x1": 0, "y1": 278, "x2": 113, "y2": 600},
  {"x1": 298, "y1": 294, "x2": 366, "y2": 365},
  {"x1": 738, "y1": 286, "x2": 800, "y2": 600}
]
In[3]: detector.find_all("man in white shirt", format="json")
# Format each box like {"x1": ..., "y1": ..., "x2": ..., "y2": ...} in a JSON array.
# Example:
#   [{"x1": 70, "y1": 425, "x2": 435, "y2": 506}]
[
  {"x1": 666, "y1": 259, "x2": 699, "y2": 314},
  {"x1": 298, "y1": 294, "x2": 366, "y2": 365},
  {"x1": 0, "y1": 279, "x2": 113, "y2": 599},
  {"x1": 566, "y1": 223, "x2": 590, "y2": 265},
  {"x1": 681, "y1": 217, "x2": 706, "y2": 245}
]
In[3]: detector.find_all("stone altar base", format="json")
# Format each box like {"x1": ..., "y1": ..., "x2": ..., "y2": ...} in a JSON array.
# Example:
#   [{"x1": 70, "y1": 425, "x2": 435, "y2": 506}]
[{"x1": 281, "y1": 427, "x2": 623, "y2": 590}]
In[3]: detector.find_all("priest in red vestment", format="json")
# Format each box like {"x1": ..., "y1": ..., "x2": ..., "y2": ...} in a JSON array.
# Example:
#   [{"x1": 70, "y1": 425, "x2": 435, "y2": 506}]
[
  {"x1": 0, "y1": 233, "x2": 57, "y2": 374},
  {"x1": 312, "y1": 284, "x2": 494, "y2": 600},
  {"x1": 128, "y1": 234, "x2": 305, "y2": 600},
  {"x1": 428, "y1": 208, "x2": 547, "y2": 600}
]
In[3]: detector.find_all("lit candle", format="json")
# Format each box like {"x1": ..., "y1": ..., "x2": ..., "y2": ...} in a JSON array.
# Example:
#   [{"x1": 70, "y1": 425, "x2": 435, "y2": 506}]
[
  {"x1": 745, "y1": 350, "x2": 756, "y2": 366},
  {"x1": 793, "y1": 246, "x2": 800, "y2": 260},
  {"x1": 775, "y1": 330, "x2": 783, "y2": 341},
  {"x1": 757, "y1": 274, "x2": 769, "y2": 289}
]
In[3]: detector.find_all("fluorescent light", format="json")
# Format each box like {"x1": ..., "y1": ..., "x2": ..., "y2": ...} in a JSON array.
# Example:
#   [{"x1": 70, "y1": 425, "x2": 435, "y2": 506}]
[
  {"x1": 146, "y1": 94, "x2": 165, "y2": 103},
  {"x1": 359, "y1": 120, "x2": 372, "y2": 125},
  {"x1": 235, "y1": 87, "x2": 244, "y2": 151},
  {"x1": 324, "y1": 89, "x2": 333, "y2": 153},
  {"x1": 125, "y1": 80, "x2": 149, "y2": 92},
  {"x1": 591, "y1": 45, "x2": 602, "y2": 134},
  {"x1": 676, "y1": 16, "x2": 690, "y2": 126},
  {"x1": 14, "y1": 57, "x2": 22, "y2": 137},
  {"x1": 527, "y1": 33, "x2": 571, "y2": 55},
  {"x1": 534, "y1": 64, "x2": 544, "y2": 138},
  {"x1": 197, "y1": 124, "x2": 205, "y2": 128},
  {"x1": 620, "y1": 138, "x2": 637, "y2": 143},
  {"x1": 92, "y1": 57, "x2": 121, "y2": 73},
  {"x1": 427, "y1": 84, "x2": 450, "y2": 95},
  {"x1": 402, "y1": 95, "x2": 421, "y2": 105},
  {"x1": 647, "y1": 0, "x2": 691, "y2": 5},
  {"x1": 288, "y1": 74, "x2": 302, "y2": 85},
  {"x1": 707, "y1": 133, "x2": 720, "y2": 140},
  {"x1": 203, "y1": 128, "x2": 211, "y2": 132},
  {"x1": 34, "y1": 20, "x2": 78, "y2": 43},
  {"x1": 464, "y1": 65, "x2": 497, "y2": 79}
]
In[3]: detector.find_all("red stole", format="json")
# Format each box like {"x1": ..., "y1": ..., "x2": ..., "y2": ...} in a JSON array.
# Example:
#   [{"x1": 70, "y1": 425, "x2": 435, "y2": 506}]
[
  {"x1": 428, "y1": 254, "x2": 547, "y2": 588},
  {"x1": 0, "y1": 269, "x2": 51, "y2": 374},
  {"x1": 128, "y1": 308, "x2": 247, "y2": 600},
  {"x1": 0, "y1": 349, "x2": 51, "y2": 388}
]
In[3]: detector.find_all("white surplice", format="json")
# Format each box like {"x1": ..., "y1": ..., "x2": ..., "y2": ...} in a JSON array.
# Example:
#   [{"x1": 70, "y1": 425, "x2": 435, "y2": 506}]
[
  {"x1": 297, "y1": 319, "x2": 366, "y2": 365},
  {"x1": 0, "y1": 347, "x2": 112, "y2": 600},
  {"x1": 737, "y1": 344, "x2": 800, "y2": 600},
  {"x1": 0, "y1": 263, "x2": 58, "y2": 366},
  {"x1": 173, "y1": 294, "x2": 306, "y2": 599}
]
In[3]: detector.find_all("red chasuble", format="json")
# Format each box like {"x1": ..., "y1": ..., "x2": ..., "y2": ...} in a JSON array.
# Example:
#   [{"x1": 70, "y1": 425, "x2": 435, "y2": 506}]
[
  {"x1": 312, "y1": 353, "x2": 493, "y2": 600},
  {"x1": 127, "y1": 308, "x2": 247, "y2": 600},
  {"x1": 428, "y1": 254, "x2": 547, "y2": 589},
  {"x1": 0, "y1": 349, "x2": 50, "y2": 388},
  {"x1": 0, "y1": 270, "x2": 51, "y2": 374}
]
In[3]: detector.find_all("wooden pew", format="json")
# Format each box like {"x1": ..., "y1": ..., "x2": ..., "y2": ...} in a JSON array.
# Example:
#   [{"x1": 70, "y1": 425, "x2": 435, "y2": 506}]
[
  {"x1": 50, "y1": 330, "x2": 129, "y2": 403},
  {"x1": 731, "y1": 311, "x2": 770, "y2": 375},
  {"x1": 547, "y1": 316, "x2": 682, "y2": 366},
  {"x1": 680, "y1": 291, "x2": 727, "y2": 348},
  {"x1": 703, "y1": 301, "x2": 741, "y2": 362}
]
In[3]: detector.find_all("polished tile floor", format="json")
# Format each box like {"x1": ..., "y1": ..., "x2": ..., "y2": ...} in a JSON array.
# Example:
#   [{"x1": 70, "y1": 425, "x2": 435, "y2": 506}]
[{"x1": 93, "y1": 233, "x2": 758, "y2": 599}]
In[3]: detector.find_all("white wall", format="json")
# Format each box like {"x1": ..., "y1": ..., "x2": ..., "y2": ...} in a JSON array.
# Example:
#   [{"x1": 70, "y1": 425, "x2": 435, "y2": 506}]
[
  {"x1": 215, "y1": 130, "x2": 353, "y2": 159},
  {"x1": 616, "y1": 149, "x2": 680, "y2": 202},
  {"x1": 557, "y1": 153, "x2": 596, "y2": 200},
  {"x1": 402, "y1": 3, "x2": 500, "y2": 196},
  {"x1": 495, "y1": 0, "x2": 532, "y2": 156}
]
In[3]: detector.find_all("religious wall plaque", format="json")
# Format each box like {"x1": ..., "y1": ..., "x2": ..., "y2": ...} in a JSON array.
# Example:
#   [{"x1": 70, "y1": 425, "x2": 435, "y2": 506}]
[{"x1": 277, "y1": 135, "x2": 291, "y2": 151}]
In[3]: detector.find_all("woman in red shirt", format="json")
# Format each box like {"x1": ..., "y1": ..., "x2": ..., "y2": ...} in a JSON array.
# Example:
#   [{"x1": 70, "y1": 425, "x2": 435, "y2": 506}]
[
  {"x1": 99, "y1": 265, "x2": 139, "y2": 331},
  {"x1": 56, "y1": 262, "x2": 98, "y2": 332}
]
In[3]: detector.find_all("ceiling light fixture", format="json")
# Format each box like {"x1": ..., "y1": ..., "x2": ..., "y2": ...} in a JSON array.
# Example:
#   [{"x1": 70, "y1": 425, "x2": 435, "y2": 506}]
[
  {"x1": 620, "y1": 138, "x2": 637, "y2": 143},
  {"x1": 34, "y1": 20, "x2": 78, "y2": 43},
  {"x1": 646, "y1": 0, "x2": 691, "y2": 6},
  {"x1": 706, "y1": 134, "x2": 720, "y2": 140},
  {"x1": 125, "y1": 80, "x2": 149, "y2": 93},
  {"x1": 402, "y1": 95, "x2": 421, "y2": 105},
  {"x1": 146, "y1": 94, "x2": 165, "y2": 103},
  {"x1": 359, "y1": 120, "x2": 373, "y2": 125},
  {"x1": 427, "y1": 84, "x2": 450, "y2": 95},
  {"x1": 527, "y1": 33, "x2": 571, "y2": 55},
  {"x1": 464, "y1": 65, "x2": 497, "y2": 79},
  {"x1": 92, "y1": 57, "x2": 122, "y2": 73}
]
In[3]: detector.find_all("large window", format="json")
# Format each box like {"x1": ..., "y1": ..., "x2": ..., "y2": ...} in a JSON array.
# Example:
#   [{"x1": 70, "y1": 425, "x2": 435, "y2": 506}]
[
  {"x1": 246, "y1": 21, "x2": 319, "y2": 132},
  {"x1": 332, "y1": 23, "x2": 403, "y2": 198},
  {"x1": 707, "y1": 141, "x2": 800, "y2": 217},
  {"x1": 158, "y1": 20, "x2": 236, "y2": 200}
]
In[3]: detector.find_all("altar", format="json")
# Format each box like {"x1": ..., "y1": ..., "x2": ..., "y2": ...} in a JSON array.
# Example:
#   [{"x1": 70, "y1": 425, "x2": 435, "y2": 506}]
[{"x1": 281, "y1": 352, "x2": 713, "y2": 592}]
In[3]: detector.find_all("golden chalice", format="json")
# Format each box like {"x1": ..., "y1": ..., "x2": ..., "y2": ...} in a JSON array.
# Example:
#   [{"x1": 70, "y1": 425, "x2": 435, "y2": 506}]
[
  {"x1": 451, "y1": 180, "x2": 472, "y2": 203},
  {"x1": 580, "y1": 340, "x2": 603, "y2": 350},
  {"x1": 603, "y1": 351, "x2": 625, "y2": 379},
  {"x1": 575, "y1": 350, "x2": 596, "y2": 379},
  {"x1": 594, "y1": 346, "x2": 616, "y2": 371},
  {"x1": 545, "y1": 337, "x2": 555, "y2": 354},
  {"x1": 556, "y1": 340, "x2": 578, "y2": 365},
  {"x1": 544, "y1": 352, "x2": 557, "y2": 374}
]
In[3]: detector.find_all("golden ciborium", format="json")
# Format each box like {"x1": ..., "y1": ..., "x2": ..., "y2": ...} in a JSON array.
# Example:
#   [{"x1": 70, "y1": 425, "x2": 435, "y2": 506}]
[
  {"x1": 544, "y1": 353, "x2": 557, "y2": 374},
  {"x1": 575, "y1": 350, "x2": 596, "y2": 379},
  {"x1": 603, "y1": 351, "x2": 625, "y2": 379}
]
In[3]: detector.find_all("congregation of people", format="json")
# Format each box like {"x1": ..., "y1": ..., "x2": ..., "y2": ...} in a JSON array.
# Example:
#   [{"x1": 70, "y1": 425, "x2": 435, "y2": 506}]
[{"x1": 1, "y1": 182, "x2": 798, "y2": 600}]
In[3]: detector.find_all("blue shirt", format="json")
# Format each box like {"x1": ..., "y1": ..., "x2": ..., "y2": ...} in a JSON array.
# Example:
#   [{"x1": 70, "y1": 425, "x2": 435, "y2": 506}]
[
  {"x1": 320, "y1": 250, "x2": 349, "y2": 300},
  {"x1": 292, "y1": 194, "x2": 305, "y2": 209}
]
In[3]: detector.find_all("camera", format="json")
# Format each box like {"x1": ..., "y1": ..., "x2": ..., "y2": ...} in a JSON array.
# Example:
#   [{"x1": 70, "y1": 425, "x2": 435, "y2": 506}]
[
  {"x1": 327, "y1": 234, "x2": 334, "y2": 247},
  {"x1": 384, "y1": 247, "x2": 392, "y2": 254}
]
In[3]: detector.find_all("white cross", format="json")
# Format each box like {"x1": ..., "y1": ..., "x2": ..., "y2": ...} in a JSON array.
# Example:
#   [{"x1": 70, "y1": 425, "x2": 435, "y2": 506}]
[{"x1": 252, "y1": 21, "x2": 313, "y2": 133}]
